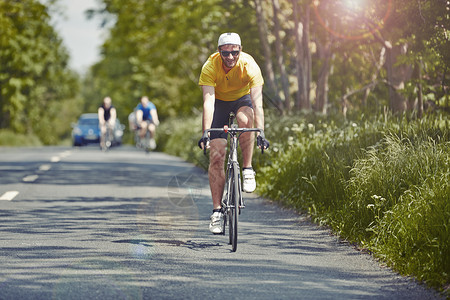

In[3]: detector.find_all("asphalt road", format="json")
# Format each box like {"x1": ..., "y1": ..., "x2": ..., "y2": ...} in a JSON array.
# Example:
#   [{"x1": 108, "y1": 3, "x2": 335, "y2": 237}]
[{"x1": 0, "y1": 146, "x2": 444, "y2": 299}]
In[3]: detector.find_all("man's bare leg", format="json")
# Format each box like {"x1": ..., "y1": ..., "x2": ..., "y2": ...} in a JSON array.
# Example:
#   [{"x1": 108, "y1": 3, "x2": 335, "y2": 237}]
[
  {"x1": 236, "y1": 106, "x2": 255, "y2": 168},
  {"x1": 208, "y1": 138, "x2": 227, "y2": 209}
]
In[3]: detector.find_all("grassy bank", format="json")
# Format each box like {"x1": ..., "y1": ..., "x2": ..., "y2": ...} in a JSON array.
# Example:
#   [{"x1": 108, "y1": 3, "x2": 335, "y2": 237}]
[
  {"x1": 157, "y1": 111, "x2": 449, "y2": 295},
  {"x1": 0, "y1": 129, "x2": 42, "y2": 147},
  {"x1": 256, "y1": 112, "x2": 449, "y2": 292}
]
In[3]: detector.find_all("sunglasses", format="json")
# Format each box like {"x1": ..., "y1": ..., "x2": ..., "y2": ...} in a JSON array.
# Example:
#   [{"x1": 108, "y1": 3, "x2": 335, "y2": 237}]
[{"x1": 221, "y1": 50, "x2": 240, "y2": 57}]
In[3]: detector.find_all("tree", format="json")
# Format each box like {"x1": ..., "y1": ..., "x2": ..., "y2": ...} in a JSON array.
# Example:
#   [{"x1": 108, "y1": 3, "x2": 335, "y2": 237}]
[
  {"x1": 271, "y1": 0, "x2": 291, "y2": 111},
  {"x1": 291, "y1": 0, "x2": 311, "y2": 111},
  {"x1": 0, "y1": 0, "x2": 79, "y2": 144},
  {"x1": 308, "y1": 0, "x2": 448, "y2": 115},
  {"x1": 254, "y1": 0, "x2": 279, "y2": 106}
]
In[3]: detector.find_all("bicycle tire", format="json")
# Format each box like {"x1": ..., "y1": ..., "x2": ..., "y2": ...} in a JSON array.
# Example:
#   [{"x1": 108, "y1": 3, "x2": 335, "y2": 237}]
[
  {"x1": 144, "y1": 131, "x2": 151, "y2": 153},
  {"x1": 227, "y1": 164, "x2": 234, "y2": 245},
  {"x1": 222, "y1": 211, "x2": 226, "y2": 236},
  {"x1": 230, "y1": 162, "x2": 239, "y2": 252},
  {"x1": 106, "y1": 128, "x2": 113, "y2": 149},
  {"x1": 101, "y1": 130, "x2": 110, "y2": 151}
]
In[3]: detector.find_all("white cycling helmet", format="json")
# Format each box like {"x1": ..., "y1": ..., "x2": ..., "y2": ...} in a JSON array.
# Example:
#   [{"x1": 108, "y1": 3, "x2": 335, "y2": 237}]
[{"x1": 218, "y1": 33, "x2": 241, "y2": 47}]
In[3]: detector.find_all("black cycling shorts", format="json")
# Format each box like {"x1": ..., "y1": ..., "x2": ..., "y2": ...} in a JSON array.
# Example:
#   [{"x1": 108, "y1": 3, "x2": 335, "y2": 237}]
[{"x1": 210, "y1": 94, "x2": 253, "y2": 140}]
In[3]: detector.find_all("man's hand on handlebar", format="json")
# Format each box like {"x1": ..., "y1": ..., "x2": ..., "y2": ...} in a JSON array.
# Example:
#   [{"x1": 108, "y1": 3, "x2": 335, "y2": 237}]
[
  {"x1": 198, "y1": 136, "x2": 210, "y2": 152},
  {"x1": 257, "y1": 135, "x2": 270, "y2": 150}
]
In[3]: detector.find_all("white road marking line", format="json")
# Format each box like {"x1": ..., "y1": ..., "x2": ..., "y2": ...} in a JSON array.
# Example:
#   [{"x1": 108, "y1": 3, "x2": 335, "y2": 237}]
[
  {"x1": 0, "y1": 191, "x2": 19, "y2": 201},
  {"x1": 50, "y1": 156, "x2": 60, "y2": 163},
  {"x1": 22, "y1": 175, "x2": 39, "y2": 182},
  {"x1": 48, "y1": 151, "x2": 71, "y2": 164},
  {"x1": 39, "y1": 164, "x2": 52, "y2": 171}
]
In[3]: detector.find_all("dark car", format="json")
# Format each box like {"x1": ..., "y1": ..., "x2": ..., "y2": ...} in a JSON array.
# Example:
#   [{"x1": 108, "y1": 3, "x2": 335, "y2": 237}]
[{"x1": 72, "y1": 113, "x2": 124, "y2": 147}]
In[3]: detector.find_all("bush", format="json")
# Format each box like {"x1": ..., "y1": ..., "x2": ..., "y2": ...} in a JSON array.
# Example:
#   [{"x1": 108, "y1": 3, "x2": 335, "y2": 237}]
[{"x1": 157, "y1": 115, "x2": 209, "y2": 170}]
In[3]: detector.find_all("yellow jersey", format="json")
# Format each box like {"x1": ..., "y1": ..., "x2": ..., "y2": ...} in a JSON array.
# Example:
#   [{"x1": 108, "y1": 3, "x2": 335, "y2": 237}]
[{"x1": 198, "y1": 52, "x2": 264, "y2": 101}]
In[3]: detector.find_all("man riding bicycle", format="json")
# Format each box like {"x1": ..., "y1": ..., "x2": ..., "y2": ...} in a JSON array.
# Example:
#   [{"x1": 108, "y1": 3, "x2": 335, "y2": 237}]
[
  {"x1": 136, "y1": 96, "x2": 160, "y2": 150},
  {"x1": 198, "y1": 33, "x2": 269, "y2": 234},
  {"x1": 98, "y1": 96, "x2": 117, "y2": 150}
]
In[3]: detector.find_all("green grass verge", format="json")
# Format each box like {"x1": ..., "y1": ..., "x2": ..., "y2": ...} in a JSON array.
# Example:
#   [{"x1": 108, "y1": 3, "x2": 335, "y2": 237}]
[{"x1": 0, "y1": 129, "x2": 42, "y2": 147}]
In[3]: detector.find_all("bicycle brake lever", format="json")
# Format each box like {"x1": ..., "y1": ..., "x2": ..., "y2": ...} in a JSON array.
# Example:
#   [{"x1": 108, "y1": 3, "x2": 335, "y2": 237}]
[
  {"x1": 258, "y1": 130, "x2": 266, "y2": 154},
  {"x1": 201, "y1": 130, "x2": 209, "y2": 155}
]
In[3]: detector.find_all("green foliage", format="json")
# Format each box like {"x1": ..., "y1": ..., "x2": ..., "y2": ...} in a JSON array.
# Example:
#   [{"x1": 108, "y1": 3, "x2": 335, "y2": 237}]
[
  {"x1": 387, "y1": 0, "x2": 450, "y2": 66},
  {"x1": 157, "y1": 114, "x2": 209, "y2": 171},
  {"x1": 0, "y1": 0, "x2": 80, "y2": 144}
]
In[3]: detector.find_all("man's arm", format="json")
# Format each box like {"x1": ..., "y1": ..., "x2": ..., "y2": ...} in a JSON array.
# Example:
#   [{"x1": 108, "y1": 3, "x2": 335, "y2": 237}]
[
  {"x1": 98, "y1": 107, "x2": 105, "y2": 125},
  {"x1": 150, "y1": 109, "x2": 160, "y2": 126},
  {"x1": 198, "y1": 85, "x2": 215, "y2": 150},
  {"x1": 109, "y1": 107, "x2": 117, "y2": 125},
  {"x1": 135, "y1": 109, "x2": 143, "y2": 124},
  {"x1": 250, "y1": 85, "x2": 264, "y2": 130},
  {"x1": 251, "y1": 85, "x2": 270, "y2": 150},
  {"x1": 201, "y1": 85, "x2": 215, "y2": 132}
]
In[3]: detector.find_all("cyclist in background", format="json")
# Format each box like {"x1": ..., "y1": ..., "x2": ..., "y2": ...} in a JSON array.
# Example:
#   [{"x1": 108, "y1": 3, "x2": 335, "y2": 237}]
[
  {"x1": 136, "y1": 96, "x2": 160, "y2": 150},
  {"x1": 98, "y1": 96, "x2": 116, "y2": 150},
  {"x1": 198, "y1": 32, "x2": 269, "y2": 234}
]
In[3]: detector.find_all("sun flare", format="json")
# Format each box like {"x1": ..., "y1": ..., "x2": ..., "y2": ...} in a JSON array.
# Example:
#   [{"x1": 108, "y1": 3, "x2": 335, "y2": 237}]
[
  {"x1": 313, "y1": 0, "x2": 392, "y2": 40},
  {"x1": 343, "y1": 0, "x2": 365, "y2": 11}
]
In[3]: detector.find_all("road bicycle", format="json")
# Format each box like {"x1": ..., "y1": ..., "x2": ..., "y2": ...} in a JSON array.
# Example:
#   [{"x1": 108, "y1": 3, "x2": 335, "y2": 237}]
[
  {"x1": 101, "y1": 124, "x2": 114, "y2": 151},
  {"x1": 201, "y1": 112, "x2": 266, "y2": 252},
  {"x1": 135, "y1": 125, "x2": 156, "y2": 153}
]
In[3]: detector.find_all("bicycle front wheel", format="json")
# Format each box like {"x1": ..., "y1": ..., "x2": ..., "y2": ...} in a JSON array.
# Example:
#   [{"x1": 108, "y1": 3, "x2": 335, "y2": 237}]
[
  {"x1": 144, "y1": 131, "x2": 151, "y2": 153},
  {"x1": 106, "y1": 128, "x2": 113, "y2": 149},
  {"x1": 228, "y1": 162, "x2": 240, "y2": 252}
]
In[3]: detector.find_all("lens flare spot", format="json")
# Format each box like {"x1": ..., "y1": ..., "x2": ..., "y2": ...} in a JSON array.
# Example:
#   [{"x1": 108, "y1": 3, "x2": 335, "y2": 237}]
[{"x1": 313, "y1": 0, "x2": 392, "y2": 40}]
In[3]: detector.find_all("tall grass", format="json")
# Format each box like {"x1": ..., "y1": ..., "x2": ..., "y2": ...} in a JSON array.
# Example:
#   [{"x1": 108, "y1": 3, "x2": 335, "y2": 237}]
[
  {"x1": 256, "y1": 112, "x2": 449, "y2": 292},
  {"x1": 347, "y1": 134, "x2": 449, "y2": 288}
]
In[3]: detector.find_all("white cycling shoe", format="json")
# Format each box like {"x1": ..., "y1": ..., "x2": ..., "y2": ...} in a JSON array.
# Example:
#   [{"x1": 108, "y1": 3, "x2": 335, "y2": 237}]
[
  {"x1": 242, "y1": 168, "x2": 256, "y2": 193},
  {"x1": 209, "y1": 211, "x2": 223, "y2": 234},
  {"x1": 149, "y1": 138, "x2": 156, "y2": 150}
]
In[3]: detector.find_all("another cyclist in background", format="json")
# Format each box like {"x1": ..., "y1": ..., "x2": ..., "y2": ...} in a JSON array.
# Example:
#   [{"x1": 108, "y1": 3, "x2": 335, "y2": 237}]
[
  {"x1": 198, "y1": 32, "x2": 269, "y2": 234},
  {"x1": 136, "y1": 96, "x2": 159, "y2": 150},
  {"x1": 98, "y1": 96, "x2": 117, "y2": 150}
]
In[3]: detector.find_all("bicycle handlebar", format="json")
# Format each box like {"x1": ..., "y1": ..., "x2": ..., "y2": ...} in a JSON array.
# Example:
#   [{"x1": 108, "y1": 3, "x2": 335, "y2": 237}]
[{"x1": 201, "y1": 126, "x2": 266, "y2": 155}]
